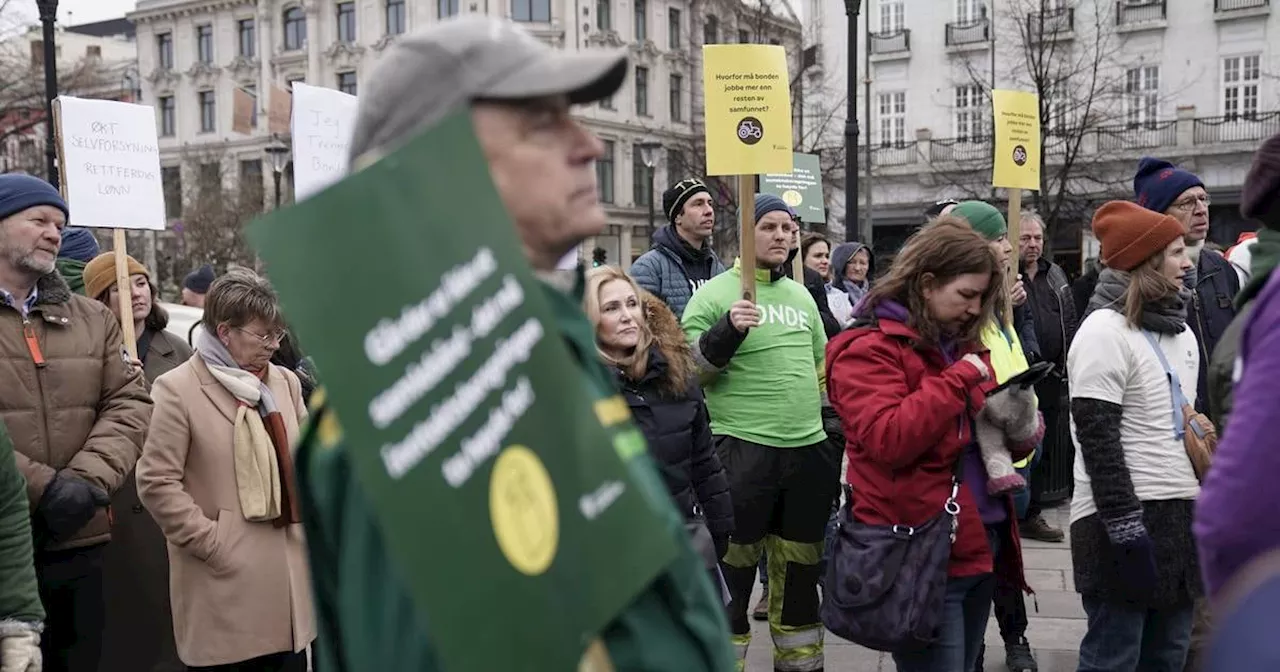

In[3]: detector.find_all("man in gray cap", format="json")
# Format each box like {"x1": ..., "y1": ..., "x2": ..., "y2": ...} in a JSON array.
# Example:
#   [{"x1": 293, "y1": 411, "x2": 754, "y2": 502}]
[{"x1": 294, "y1": 15, "x2": 734, "y2": 672}]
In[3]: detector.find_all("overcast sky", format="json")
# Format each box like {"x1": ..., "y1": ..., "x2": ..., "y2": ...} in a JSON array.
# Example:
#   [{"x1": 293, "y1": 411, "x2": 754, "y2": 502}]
[{"x1": 12, "y1": 0, "x2": 137, "y2": 26}]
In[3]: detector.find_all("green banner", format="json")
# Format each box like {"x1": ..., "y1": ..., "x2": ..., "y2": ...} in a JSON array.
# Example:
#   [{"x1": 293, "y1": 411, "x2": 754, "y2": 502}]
[
  {"x1": 760, "y1": 152, "x2": 826, "y2": 223},
  {"x1": 246, "y1": 112, "x2": 679, "y2": 672}
]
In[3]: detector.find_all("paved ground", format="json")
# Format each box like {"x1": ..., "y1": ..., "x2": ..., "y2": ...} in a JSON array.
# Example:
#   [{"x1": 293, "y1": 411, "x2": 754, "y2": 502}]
[{"x1": 745, "y1": 504, "x2": 1084, "y2": 671}]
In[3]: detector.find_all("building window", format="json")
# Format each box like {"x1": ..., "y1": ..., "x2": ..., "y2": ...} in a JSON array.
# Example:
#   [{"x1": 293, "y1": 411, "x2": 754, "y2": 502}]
[
  {"x1": 635, "y1": 66, "x2": 649, "y2": 116},
  {"x1": 1125, "y1": 65, "x2": 1159, "y2": 127},
  {"x1": 597, "y1": 0, "x2": 611, "y2": 30},
  {"x1": 669, "y1": 74, "x2": 683, "y2": 122},
  {"x1": 666, "y1": 148, "x2": 684, "y2": 177},
  {"x1": 738, "y1": 28, "x2": 750, "y2": 43},
  {"x1": 878, "y1": 0, "x2": 904, "y2": 32},
  {"x1": 198, "y1": 91, "x2": 216, "y2": 133},
  {"x1": 338, "y1": 72, "x2": 358, "y2": 95},
  {"x1": 439, "y1": 0, "x2": 459, "y2": 17},
  {"x1": 158, "y1": 96, "x2": 175, "y2": 137},
  {"x1": 597, "y1": 140, "x2": 615, "y2": 204},
  {"x1": 635, "y1": 0, "x2": 648, "y2": 40},
  {"x1": 1045, "y1": 84, "x2": 1068, "y2": 134},
  {"x1": 240, "y1": 159, "x2": 264, "y2": 212},
  {"x1": 599, "y1": 92, "x2": 615, "y2": 110},
  {"x1": 877, "y1": 91, "x2": 906, "y2": 147},
  {"x1": 161, "y1": 166, "x2": 182, "y2": 218},
  {"x1": 512, "y1": 0, "x2": 551, "y2": 22},
  {"x1": 387, "y1": 0, "x2": 406, "y2": 34},
  {"x1": 284, "y1": 7, "x2": 307, "y2": 50},
  {"x1": 238, "y1": 19, "x2": 256, "y2": 57},
  {"x1": 954, "y1": 85, "x2": 982, "y2": 140},
  {"x1": 1223, "y1": 55, "x2": 1260, "y2": 121},
  {"x1": 198, "y1": 163, "x2": 221, "y2": 201},
  {"x1": 704, "y1": 15, "x2": 718, "y2": 44},
  {"x1": 632, "y1": 143, "x2": 652, "y2": 206},
  {"x1": 244, "y1": 85, "x2": 259, "y2": 128},
  {"x1": 955, "y1": 0, "x2": 983, "y2": 22},
  {"x1": 668, "y1": 8, "x2": 681, "y2": 49},
  {"x1": 196, "y1": 24, "x2": 214, "y2": 64},
  {"x1": 157, "y1": 33, "x2": 173, "y2": 70},
  {"x1": 337, "y1": 2, "x2": 357, "y2": 42}
]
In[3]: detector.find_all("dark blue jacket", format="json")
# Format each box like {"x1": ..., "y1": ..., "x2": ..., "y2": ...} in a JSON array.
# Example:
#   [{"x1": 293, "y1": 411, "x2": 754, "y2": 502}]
[
  {"x1": 631, "y1": 226, "x2": 726, "y2": 318},
  {"x1": 1188, "y1": 250, "x2": 1241, "y2": 414}
]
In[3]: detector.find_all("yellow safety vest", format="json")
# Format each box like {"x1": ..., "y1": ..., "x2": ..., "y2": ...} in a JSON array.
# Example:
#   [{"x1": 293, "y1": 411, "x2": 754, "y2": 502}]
[{"x1": 980, "y1": 318, "x2": 1038, "y2": 468}]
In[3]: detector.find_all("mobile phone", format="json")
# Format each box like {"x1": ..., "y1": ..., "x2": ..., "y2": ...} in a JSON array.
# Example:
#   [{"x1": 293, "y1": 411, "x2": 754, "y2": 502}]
[{"x1": 988, "y1": 361, "x2": 1055, "y2": 396}]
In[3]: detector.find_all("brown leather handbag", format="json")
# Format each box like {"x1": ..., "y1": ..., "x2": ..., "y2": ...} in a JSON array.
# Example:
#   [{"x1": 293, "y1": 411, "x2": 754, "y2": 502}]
[{"x1": 1142, "y1": 331, "x2": 1218, "y2": 482}]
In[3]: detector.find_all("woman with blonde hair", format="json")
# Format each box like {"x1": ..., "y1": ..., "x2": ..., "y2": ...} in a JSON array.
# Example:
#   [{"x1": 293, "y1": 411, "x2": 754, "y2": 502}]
[
  {"x1": 137, "y1": 269, "x2": 314, "y2": 671},
  {"x1": 583, "y1": 267, "x2": 734, "y2": 564},
  {"x1": 825, "y1": 218, "x2": 1039, "y2": 671}
]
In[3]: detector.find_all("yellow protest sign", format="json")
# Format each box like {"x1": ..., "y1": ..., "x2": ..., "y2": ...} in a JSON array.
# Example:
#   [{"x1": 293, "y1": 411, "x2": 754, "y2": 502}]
[
  {"x1": 991, "y1": 89, "x2": 1041, "y2": 191},
  {"x1": 702, "y1": 45, "x2": 793, "y2": 176}
]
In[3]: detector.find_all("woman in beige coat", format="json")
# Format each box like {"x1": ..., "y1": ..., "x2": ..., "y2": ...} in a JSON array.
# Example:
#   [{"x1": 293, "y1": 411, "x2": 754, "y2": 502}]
[{"x1": 137, "y1": 270, "x2": 314, "y2": 672}]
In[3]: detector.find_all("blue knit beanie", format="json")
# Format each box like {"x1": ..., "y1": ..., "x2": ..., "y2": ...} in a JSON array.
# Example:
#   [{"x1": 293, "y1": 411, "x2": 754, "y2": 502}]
[
  {"x1": 183, "y1": 264, "x2": 216, "y2": 294},
  {"x1": 754, "y1": 193, "x2": 793, "y2": 223},
  {"x1": 1134, "y1": 157, "x2": 1204, "y2": 214},
  {"x1": 58, "y1": 228, "x2": 99, "y2": 262},
  {"x1": 0, "y1": 174, "x2": 68, "y2": 222}
]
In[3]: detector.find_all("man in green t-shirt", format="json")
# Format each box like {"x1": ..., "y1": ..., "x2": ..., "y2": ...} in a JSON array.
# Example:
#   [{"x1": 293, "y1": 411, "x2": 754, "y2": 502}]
[{"x1": 681, "y1": 194, "x2": 838, "y2": 672}]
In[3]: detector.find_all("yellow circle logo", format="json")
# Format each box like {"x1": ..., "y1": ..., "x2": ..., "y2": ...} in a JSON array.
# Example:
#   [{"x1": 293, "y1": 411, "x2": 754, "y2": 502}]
[
  {"x1": 782, "y1": 190, "x2": 803, "y2": 207},
  {"x1": 490, "y1": 445, "x2": 559, "y2": 576}
]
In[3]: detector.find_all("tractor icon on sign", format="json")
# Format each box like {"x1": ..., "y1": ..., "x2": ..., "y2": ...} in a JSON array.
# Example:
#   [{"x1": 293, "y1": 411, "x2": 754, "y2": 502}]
[
  {"x1": 737, "y1": 117, "x2": 764, "y2": 145},
  {"x1": 1013, "y1": 144, "x2": 1028, "y2": 166}
]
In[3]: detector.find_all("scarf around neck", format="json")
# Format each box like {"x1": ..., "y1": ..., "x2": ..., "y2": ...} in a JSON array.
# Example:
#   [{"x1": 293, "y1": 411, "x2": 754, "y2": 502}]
[
  {"x1": 194, "y1": 328, "x2": 300, "y2": 526},
  {"x1": 1084, "y1": 268, "x2": 1189, "y2": 334}
]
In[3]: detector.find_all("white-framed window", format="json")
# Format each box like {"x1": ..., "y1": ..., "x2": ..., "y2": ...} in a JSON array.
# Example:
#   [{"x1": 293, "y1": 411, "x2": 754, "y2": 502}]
[
  {"x1": 1045, "y1": 84, "x2": 1069, "y2": 134},
  {"x1": 1222, "y1": 54, "x2": 1260, "y2": 120},
  {"x1": 878, "y1": 0, "x2": 904, "y2": 32},
  {"x1": 877, "y1": 91, "x2": 906, "y2": 147},
  {"x1": 955, "y1": 0, "x2": 983, "y2": 23},
  {"x1": 954, "y1": 85, "x2": 983, "y2": 140},
  {"x1": 1125, "y1": 65, "x2": 1159, "y2": 127}
]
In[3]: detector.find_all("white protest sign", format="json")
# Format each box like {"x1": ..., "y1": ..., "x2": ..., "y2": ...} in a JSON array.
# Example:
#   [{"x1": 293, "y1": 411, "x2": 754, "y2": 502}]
[
  {"x1": 55, "y1": 96, "x2": 165, "y2": 230},
  {"x1": 290, "y1": 83, "x2": 358, "y2": 202}
]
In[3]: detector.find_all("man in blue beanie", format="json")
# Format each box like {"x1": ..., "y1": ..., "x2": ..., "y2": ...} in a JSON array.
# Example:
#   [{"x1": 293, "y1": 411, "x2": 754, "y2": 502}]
[
  {"x1": 0, "y1": 172, "x2": 151, "y2": 672},
  {"x1": 681, "y1": 192, "x2": 836, "y2": 671},
  {"x1": 1133, "y1": 157, "x2": 1239, "y2": 419}
]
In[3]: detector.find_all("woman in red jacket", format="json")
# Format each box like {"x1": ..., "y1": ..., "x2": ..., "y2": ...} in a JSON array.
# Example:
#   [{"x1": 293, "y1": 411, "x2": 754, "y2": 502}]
[{"x1": 827, "y1": 219, "x2": 1039, "y2": 671}]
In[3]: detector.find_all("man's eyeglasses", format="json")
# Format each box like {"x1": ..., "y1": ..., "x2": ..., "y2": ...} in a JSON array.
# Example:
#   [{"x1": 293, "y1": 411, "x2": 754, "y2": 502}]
[
  {"x1": 1171, "y1": 195, "x2": 1211, "y2": 211},
  {"x1": 237, "y1": 327, "x2": 288, "y2": 346}
]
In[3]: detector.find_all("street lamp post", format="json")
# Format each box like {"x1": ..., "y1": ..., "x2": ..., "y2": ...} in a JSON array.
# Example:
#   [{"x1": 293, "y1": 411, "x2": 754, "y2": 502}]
[
  {"x1": 638, "y1": 141, "x2": 661, "y2": 236},
  {"x1": 843, "y1": 0, "x2": 861, "y2": 242},
  {"x1": 36, "y1": 0, "x2": 59, "y2": 188},
  {"x1": 264, "y1": 135, "x2": 291, "y2": 209}
]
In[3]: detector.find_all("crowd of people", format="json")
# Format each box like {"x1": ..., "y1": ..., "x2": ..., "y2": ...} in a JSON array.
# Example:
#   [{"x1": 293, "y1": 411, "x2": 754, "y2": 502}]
[{"x1": 0, "y1": 13, "x2": 1278, "y2": 672}]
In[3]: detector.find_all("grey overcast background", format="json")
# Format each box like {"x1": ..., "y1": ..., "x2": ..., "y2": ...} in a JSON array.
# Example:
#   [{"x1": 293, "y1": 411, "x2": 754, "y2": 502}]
[{"x1": 13, "y1": 0, "x2": 136, "y2": 26}]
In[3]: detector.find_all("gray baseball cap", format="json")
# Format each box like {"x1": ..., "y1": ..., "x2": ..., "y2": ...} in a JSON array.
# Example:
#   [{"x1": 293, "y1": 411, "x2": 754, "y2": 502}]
[{"x1": 348, "y1": 15, "x2": 628, "y2": 168}]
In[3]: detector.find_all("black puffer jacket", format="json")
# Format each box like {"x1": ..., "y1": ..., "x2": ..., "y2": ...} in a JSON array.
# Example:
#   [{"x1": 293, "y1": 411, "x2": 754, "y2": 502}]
[{"x1": 613, "y1": 294, "x2": 734, "y2": 546}]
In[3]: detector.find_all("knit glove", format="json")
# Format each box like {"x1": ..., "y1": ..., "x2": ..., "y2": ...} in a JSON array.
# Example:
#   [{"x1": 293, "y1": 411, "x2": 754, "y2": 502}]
[
  {"x1": 1103, "y1": 510, "x2": 1158, "y2": 603},
  {"x1": 983, "y1": 385, "x2": 1039, "y2": 442},
  {"x1": 35, "y1": 470, "x2": 110, "y2": 542},
  {"x1": 0, "y1": 626, "x2": 41, "y2": 672}
]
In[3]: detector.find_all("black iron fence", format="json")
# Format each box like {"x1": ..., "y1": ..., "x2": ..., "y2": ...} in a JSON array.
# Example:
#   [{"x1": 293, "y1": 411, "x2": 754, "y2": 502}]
[
  {"x1": 945, "y1": 19, "x2": 989, "y2": 46},
  {"x1": 1193, "y1": 111, "x2": 1280, "y2": 144},
  {"x1": 1026, "y1": 6, "x2": 1074, "y2": 40},
  {"x1": 1094, "y1": 120, "x2": 1177, "y2": 151},
  {"x1": 929, "y1": 136, "x2": 991, "y2": 163},
  {"x1": 1214, "y1": 0, "x2": 1268, "y2": 11},
  {"x1": 1116, "y1": 0, "x2": 1166, "y2": 24},
  {"x1": 870, "y1": 29, "x2": 910, "y2": 55}
]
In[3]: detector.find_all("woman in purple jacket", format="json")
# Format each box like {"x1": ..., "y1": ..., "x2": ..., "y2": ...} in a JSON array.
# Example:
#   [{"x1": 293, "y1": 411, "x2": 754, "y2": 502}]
[{"x1": 1193, "y1": 132, "x2": 1280, "y2": 600}]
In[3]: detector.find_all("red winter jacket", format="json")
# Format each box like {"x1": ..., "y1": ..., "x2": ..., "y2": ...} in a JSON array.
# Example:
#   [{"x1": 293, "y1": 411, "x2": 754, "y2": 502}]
[{"x1": 827, "y1": 315, "x2": 1035, "y2": 581}]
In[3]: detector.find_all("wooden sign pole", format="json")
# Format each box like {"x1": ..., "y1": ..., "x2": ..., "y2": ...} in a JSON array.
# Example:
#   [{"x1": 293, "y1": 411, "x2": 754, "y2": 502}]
[
  {"x1": 1005, "y1": 189, "x2": 1022, "y2": 327},
  {"x1": 52, "y1": 99, "x2": 137, "y2": 359},
  {"x1": 738, "y1": 175, "x2": 757, "y2": 302}
]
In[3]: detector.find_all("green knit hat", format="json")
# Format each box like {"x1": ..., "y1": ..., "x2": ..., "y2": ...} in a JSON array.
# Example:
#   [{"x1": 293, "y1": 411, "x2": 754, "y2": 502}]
[{"x1": 951, "y1": 201, "x2": 1007, "y2": 241}]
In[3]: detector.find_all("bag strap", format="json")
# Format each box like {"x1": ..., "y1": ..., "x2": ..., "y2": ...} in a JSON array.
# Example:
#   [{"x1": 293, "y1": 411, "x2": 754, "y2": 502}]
[{"x1": 1140, "y1": 330, "x2": 1188, "y2": 440}]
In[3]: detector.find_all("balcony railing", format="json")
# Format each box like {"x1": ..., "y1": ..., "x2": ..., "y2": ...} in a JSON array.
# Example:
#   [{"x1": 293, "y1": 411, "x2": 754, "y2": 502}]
[
  {"x1": 1094, "y1": 120, "x2": 1177, "y2": 151},
  {"x1": 870, "y1": 29, "x2": 910, "y2": 55},
  {"x1": 929, "y1": 136, "x2": 991, "y2": 163},
  {"x1": 945, "y1": 19, "x2": 990, "y2": 46},
  {"x1": 1193, "y1": 112, "x2": 1280, "y2": 144},
  {"x1": 1214, "y1": 0, "x2": 1268, "y2": 10},
  {"x1": 1115, "y1": 0, "x2": 1166, "y2": 25},
  {"x1": 872, "y1": 142, "x2": 918, "y2": 166},
  {"x1": 1026, "y1": 7, "x2": 1074, "y2": 40}
]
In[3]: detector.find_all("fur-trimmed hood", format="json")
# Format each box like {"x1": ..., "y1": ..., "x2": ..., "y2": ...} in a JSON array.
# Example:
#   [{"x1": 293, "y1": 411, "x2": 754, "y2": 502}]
[{"x1": 637, "y1": 290, "x2": 696, "y2": 398}]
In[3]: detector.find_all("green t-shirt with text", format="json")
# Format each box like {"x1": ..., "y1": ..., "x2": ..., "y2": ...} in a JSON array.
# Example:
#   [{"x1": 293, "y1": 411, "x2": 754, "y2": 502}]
[{"x1": 681, "y1": 260, "x2": 827, "y2": 448}]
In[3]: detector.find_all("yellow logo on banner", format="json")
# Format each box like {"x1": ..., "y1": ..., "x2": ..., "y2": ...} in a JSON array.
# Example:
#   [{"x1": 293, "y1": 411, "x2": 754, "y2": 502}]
[
  {"x1": 991, "y1": 90, "x2": 1042, "y2": 191},
  {"x1": 490, "y1": 445, "x2": 559, "y2": 576},
  {"x1": 702, "y1": 45, "x2": 794, "y2": 176}
]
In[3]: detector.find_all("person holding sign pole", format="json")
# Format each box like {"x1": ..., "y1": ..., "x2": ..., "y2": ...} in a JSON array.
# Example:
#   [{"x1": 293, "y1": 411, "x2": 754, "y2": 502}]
[
  {"x1": 682, "y1": 193, "x2": 836, "y2": 672},
  {"x1": 291, "y1": 15, "x2": 735, "y2": 672},
  {"x1": 81, "y1": 251, "x2": 192, "y2": 672},
  {"x1": 0, "y1": 173, "x2": 152, "y2": 672}
]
